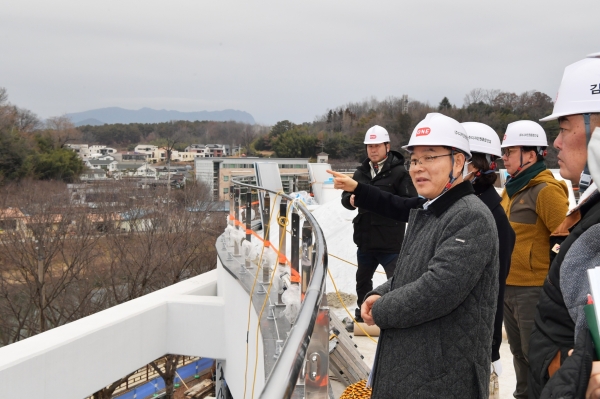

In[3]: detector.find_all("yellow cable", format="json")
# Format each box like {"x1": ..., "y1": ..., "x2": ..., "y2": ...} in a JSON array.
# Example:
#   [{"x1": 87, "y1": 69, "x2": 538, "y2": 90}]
[
  {"x1": 327, "y1": 268, "x2": 378, "y2": 344},
  {"x1": 251, "y1": 193, "x2": 292, "y2": 399},
  {"x1": 328, "y1": 253, "x2": 386, "y2": 274},
  {"x1": 242, "y1": 195, "x2": 381, "y2": 396},
  {"x1": 242, "y1": 191, "x2": 282, "y2": 399}
]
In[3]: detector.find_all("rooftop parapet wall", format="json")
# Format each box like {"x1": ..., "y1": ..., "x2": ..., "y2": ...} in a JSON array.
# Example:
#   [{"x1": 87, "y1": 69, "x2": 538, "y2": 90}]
[{"x1": 0, "y1": 271, "x2": 227, "y2": 399}]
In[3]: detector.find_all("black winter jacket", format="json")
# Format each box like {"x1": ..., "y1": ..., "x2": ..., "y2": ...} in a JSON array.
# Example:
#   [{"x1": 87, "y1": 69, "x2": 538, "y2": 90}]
[
  {"x1": 341, "y1": 150, "x2": 416, "y2": 253},
  {"x1": 473, "y1": 182, "x2": 515, "y2": 362},
  {"x1": 529, "y1": 193, "x2": 600, "y2": 398},
  {"x1": 540, "y1": 326, "x2": 594, "y2": 399}
]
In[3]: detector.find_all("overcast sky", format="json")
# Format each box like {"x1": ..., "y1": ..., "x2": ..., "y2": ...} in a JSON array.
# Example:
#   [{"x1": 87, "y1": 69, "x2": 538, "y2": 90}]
[{"x1": 1, "y1": 1, "x2": 598, "y2": 125}]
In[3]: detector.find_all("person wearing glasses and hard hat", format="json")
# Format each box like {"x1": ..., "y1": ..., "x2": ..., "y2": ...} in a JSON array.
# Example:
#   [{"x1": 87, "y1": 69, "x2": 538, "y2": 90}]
[
  {"x1": 499, "y1": 120, "x2": 569, "y2": 399},
  {"x1": 340, "y1": 125, "x2": 416, "y2": 331},
  {"x1": 333, "y1": 113, "x2": 499, "y2": 398},
  {"x1": 526, "y1": 53, "x2": 600, "y2": 399},
  {"x1": 462, "y1": 122, "x2": 516, "y2": 399}
]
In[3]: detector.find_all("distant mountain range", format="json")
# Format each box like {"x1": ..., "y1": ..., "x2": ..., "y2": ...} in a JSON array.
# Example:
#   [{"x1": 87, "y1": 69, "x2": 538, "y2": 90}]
[{"x1": 66, "y1": 107, "x2": 255, "y2": 127}]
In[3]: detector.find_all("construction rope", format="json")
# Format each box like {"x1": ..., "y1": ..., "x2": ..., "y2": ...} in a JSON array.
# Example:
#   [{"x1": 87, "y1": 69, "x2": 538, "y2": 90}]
[
  {"x1": 242, "y1": 190, "x2": 283, "y2": 399},
  {"x1": 328, "y1": 253, "x2": 386, "y2": 275},
  {"x1": 251, "y1": 196, "x2": 297, "y2": 399},
  {"x1": 327, "y1": 268, "x2": 378, "y2": 344}
]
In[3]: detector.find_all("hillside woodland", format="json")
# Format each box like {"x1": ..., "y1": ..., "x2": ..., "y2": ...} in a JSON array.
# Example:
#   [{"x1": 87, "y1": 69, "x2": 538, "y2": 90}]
[
  {"x1": 0, "y1": 88, "x2": 85, "y2": 183},
  {"x1": 74, "y1": 88, "x2": 561, "y2": 168},
  {"x1": 255, "y1": 89, "x2": 559, "y2": 167},
  {"x1": 0, "y1": 86, "x2": 560, "y2": 185}
]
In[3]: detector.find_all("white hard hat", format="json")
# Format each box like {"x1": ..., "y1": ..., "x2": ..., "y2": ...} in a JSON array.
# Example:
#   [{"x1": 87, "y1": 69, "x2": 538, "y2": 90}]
[
  {"x1": 461, "y1": 122, "x2": 502, "y2": 158},
  {"x1": 541, "y1": 52, "x2": 600, "y2": 121},
  {"x1": 364, "y1": 125, "x2": 390, "y2": 144},
  {"x1": 501, "y1": 120, "x2": 548, "y2": 148},
  {"x1": 403, "y1": 113, "x2": 471, "y2": 159}
]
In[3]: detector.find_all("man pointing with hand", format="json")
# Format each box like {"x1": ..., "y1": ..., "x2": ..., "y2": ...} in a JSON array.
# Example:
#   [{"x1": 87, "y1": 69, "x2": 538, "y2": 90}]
[
  {"x1": 339, "y1": 125, "x2": 416, "y2": 328},
  {"x1": 331, "y1": 114, "x2": 499, "y2": 398}
]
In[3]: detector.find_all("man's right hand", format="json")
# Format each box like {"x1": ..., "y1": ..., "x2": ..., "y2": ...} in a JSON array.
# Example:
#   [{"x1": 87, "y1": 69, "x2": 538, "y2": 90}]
[
  {"x1": 361, "y1": 295, "x2": 381, "y2": 326},
  {"x1": 327, "y1": 170, "x2": 358, "y2": 193}
]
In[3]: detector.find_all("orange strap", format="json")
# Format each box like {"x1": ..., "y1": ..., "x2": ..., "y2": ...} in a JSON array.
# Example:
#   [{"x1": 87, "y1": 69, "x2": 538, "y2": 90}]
[{"x1": 229, "y1": 215, "x2": 296, "y2": 270}]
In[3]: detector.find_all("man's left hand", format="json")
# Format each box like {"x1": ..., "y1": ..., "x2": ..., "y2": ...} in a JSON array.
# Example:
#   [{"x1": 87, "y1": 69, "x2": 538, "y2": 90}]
[{"x1": 361, "y1": 295, "x2": 381, "y2": 326}]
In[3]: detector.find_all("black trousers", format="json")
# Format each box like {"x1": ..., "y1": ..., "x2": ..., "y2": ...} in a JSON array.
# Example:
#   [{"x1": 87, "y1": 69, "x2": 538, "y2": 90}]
[{"x1": 355, "y1": 248, "x2": 398, "y2": 318}]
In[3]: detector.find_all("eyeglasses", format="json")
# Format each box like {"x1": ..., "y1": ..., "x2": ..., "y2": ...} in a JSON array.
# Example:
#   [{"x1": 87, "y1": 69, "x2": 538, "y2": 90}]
[
  {"x1": 501, "y1": 148, "x2": 520, "y2": 158},
  {"x1": 404, "y1": 153, "x2": 452, "y2": 170}
]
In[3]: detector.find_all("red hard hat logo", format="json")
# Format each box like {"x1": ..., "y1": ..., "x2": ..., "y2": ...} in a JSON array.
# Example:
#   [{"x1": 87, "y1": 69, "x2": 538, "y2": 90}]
[
  {"x1": 416, "y1": 128, "x2": 431, "y2": 136},
  {"x1": 503, "y1": 134, "x2": 507, "y2": 140},
  {"x1": 370, "y1": 134, "x2": 377, "y2": 139}
]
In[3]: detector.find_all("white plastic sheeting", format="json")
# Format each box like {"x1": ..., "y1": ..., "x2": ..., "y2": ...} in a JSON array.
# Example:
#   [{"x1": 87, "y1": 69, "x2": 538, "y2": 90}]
[{"x1": 311, "y1": 196, "x2": 389, "y2": 296}]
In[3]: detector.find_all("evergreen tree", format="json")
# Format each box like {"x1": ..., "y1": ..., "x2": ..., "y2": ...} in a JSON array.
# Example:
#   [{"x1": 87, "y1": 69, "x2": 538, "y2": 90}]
[{"x1": 438, "y1": 97, "x2": 452, "y2": 111}]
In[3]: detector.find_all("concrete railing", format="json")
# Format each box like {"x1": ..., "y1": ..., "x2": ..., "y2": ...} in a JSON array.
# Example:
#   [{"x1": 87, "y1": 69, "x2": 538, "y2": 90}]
[{"x1": 0, "y1": 271, "x2": 225, "y2": 398}]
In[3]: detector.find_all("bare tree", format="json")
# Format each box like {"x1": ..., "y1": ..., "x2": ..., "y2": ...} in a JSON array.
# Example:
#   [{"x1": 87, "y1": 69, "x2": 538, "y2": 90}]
[
  {"x1": 492, "y1": 91, "x2": 519, "y2": 111},
  {"x1": 0, "y1": 180, "x2": 105, "y2": 341},
  {"x1": 0, "y1": 87, "x2": 7, "y2": 105},
  {"x1": 150, "y1": 355, "x2": 182, "y2": 399},
  {"x1": 463, "y1": 88, "x2": 485, "y2": 107},
  {"x1": 92, "y1": 371, "x2": 136, "y2": 399},
  {"x1": 45, "y1": 115, "x2": 82, "y2": 148},
  {"x1": 15, "y1": 108, "x2": 41, "y2": 133},
  {"x1": 239, "y1": 125, "x2": 257, "y2": 155},
  {"x1": 482, "y1": 89, "x2": 501, "y2": 106}
]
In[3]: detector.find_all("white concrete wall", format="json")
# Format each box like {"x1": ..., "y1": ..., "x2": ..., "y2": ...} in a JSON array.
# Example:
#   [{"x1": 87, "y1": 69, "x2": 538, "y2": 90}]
[
  {"x1": 195, "y1": 159, "x2": 215, "y2": 193},
  {"x1": 217, "y1": 260, "x2": 265, "y2": 399},
  {"x1": 0, "y1": 270, "x2": 241, "y2": 399}
]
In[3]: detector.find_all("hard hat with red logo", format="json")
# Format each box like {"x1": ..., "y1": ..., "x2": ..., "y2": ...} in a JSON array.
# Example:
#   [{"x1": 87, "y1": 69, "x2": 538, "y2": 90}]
[
  {"x1": 501, "y1": 120, "x2": 548, "y2": 149},
  {"x1": 461, "y1": 122, "x2": 502, "y2": 158},
  {"x1": 403, "y1": 113, "x2": 471, "y2": 158},
  {"x1": 363, "y1": 125, "x2": 390, "y2": 144}
]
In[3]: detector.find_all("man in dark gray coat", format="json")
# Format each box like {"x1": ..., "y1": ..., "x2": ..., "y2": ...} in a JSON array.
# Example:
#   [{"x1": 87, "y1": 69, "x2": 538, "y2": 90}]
[{"x1": 334, "y1": 113, "x2": 500, "y2": 398}]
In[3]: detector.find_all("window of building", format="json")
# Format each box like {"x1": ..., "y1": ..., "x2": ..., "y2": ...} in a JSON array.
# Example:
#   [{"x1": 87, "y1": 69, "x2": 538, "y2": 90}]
[
  {"x1": 223, "y1": 176, "x2": 229, "y2": 181},
  {"x1": 223, "y1": 188, "x2": 229, "y2": 194}
]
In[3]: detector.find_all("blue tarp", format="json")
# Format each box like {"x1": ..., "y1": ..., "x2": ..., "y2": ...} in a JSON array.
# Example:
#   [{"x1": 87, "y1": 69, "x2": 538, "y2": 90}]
[{"x1": 114, "y1": 358, "x2": 214, "y2": 399}]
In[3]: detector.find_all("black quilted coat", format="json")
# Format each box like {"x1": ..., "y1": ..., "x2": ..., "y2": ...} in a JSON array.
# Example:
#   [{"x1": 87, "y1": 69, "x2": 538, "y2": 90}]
[{"x1": 341, "y1": 150, "x2": 416, "y2": 253}]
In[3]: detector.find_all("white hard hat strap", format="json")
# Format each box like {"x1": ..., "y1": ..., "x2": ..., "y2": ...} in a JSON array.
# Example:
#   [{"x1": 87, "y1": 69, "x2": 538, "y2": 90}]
[{"x1": 580, "y1": 113, "x2": 593, "y2": 191}]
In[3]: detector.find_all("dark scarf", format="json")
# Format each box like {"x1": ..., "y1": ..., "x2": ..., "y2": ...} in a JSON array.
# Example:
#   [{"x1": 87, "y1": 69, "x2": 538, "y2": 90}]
[{"x1": 505, "y1": 161, "x2": 546, "y2": 198}]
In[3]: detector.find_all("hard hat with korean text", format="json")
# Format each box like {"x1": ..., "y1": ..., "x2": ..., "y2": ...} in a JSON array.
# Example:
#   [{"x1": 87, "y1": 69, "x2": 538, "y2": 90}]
[
  {"x1": 501, "y1": 120, "x2": 548, "y2": 148},
  {"x1": 541, "y1": 52, "x2": 600, "y2": 121},
  {"x1": 461, "y1": 122, "x2": 502, "y2": 157}
]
